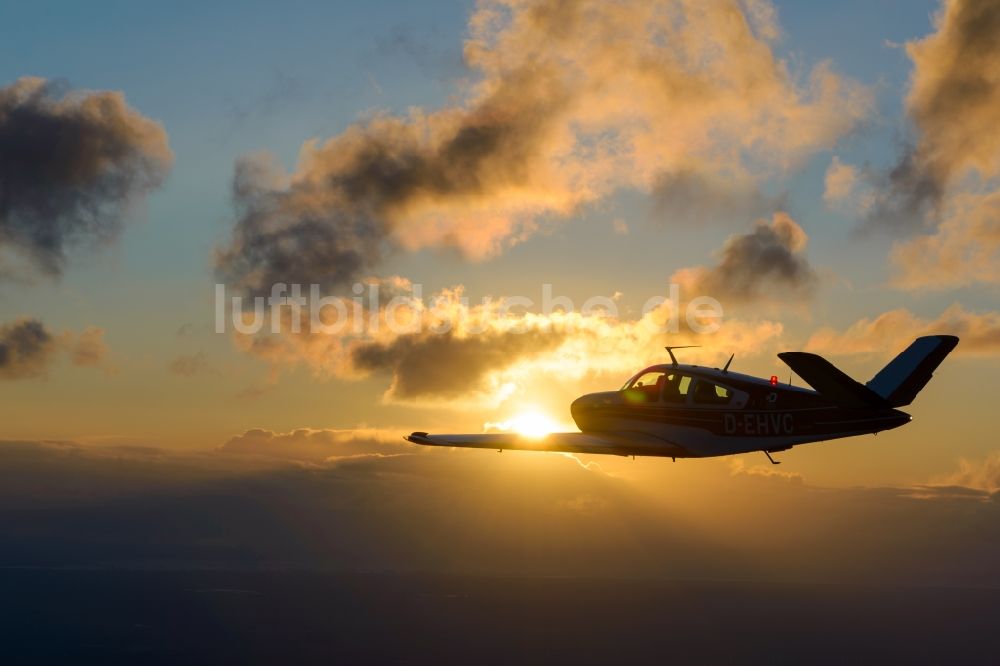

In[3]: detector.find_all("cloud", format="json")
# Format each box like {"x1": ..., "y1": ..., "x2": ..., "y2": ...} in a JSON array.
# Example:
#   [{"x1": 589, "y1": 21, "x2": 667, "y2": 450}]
[
  {"x1": 218, "y1": 428, "x2": 405, "y2": 463},
  {"x1": 229, "y1": 282, "x2": 784, "y2": 406},
  {"x1": 933, "y1": 452, "x2": 1000, "y2": 493},
  {"x1": 3, "y1": 437, "x2": 1000, "y2": 589},
  {"x1": 68, "y1": 326, "x2": 108, "y2": 367},
  {"x1": 0, "y1": 77, "x2": 172, "y2": 279},
  {"x1": 0, "y1": 318, "x2": 56, "y2": 379},
  {"x1": 728, "y1": 457, "x2": 804, "y2": 484},
  {"x1": 862, "y1": 0, "x2": 1000, "y2": 236},
  {"x1": 0, "y1": 318, "x2": 113, "y2": 379},
  {"x1": 351, "y1": 326, "x2": 566, "y2": 402},
  {"x1": 890, "y1": 188, "x2": 1000, "y2": 289},
  {"x1": 652, "y1": 170, "x2": 786, "y2": 226},
  {"x1": 823, "y1": 156, "x2": 858, "y2": 206},
  {"x1": 670, "y1": 213, "x2": 817, "y2": 305},
  {"x1": 168, "y1": 351, "x2": 210, "y2": 377},
  {"x1": 215, "y1": 0, "x2": 869, "y2": 296},
  {"x1": 805, "y1": 304, "x2": 1000, "y2": 356},
  {"x1": 905, "y1": 0, "x2": 1000, "y2": 187}
]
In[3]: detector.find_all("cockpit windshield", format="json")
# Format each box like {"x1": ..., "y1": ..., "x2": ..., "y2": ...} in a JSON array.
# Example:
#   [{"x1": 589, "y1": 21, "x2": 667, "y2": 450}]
[
  {"x1": 622, "y1": 371, "x2": 692, "y2": 403},
  {"x1": 623, "y1": 371, "x2": 666, "y2": 402}
]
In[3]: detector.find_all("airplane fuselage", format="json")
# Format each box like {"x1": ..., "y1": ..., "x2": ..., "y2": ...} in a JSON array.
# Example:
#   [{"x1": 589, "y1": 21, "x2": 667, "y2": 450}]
[
  {"x1": 407, "y1": 336, "x2": 956, "y2": 462},
  {"x1": 569, "y1": 363, "x2": 911, "y2": 458}
]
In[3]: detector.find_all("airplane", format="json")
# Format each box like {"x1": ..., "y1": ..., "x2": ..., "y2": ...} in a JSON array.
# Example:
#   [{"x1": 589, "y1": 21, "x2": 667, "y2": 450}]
[{"x1": 405, "y1": 335, "x2": 959, "y2": 464}]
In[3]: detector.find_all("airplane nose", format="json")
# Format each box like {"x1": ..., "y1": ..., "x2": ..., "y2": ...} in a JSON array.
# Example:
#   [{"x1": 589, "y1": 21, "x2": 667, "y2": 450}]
[
  {"x1": 571, "y1": 393, "x2": 598, "y2": 413},
  {"x1": 571, "y1": 392, "x2": 617, "y2": 431}
]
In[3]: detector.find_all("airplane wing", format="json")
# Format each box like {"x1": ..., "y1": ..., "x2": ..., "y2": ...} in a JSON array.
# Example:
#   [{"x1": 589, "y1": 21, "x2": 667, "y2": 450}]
[{"x1": 405, "y1": 431, "x2": 689, "y2": 458}]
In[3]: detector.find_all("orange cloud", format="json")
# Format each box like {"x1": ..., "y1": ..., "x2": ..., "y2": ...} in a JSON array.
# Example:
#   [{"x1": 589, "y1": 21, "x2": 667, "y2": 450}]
[
  {"x1": 891, "y1": 189, "x2": 1000, "y2": 289},
  {"x1": 933, "y1": 452, "x2": 1000, "y2": 493},
  {"x1": 805, "y1": 304, "x2": 1000, "y2": 356},
  {"x1": 823, "y1": 156, "x2": 858, "y2": 207}
]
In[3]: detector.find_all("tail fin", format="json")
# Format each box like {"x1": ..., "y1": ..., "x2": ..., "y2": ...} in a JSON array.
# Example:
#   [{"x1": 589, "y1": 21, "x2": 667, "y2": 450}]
[{"x1": 866, "y1": 335, "x2": 959, "y2": 407}]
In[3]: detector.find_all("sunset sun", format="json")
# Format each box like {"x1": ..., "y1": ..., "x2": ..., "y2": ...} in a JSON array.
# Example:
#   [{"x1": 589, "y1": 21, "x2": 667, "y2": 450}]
[{"x1": 509, "y1": 412, "x2": 559, "y2": 439}]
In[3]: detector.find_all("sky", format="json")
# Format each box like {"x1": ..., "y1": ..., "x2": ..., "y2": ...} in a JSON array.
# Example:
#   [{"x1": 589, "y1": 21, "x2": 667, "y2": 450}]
[{"x1": 1, "y1": 0, "x2": 999, "y2": 588}]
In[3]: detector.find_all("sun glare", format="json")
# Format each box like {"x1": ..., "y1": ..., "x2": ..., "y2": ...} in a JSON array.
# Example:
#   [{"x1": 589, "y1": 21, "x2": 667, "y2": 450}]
[{"x1": 509, "y1": 412, "x2": 558, "y2": 439}]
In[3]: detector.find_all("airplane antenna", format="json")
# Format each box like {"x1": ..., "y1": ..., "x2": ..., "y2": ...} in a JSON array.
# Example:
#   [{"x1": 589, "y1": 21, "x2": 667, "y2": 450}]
[
  {"x1": 722, "y1": 353, "x2": 734, "y2": 373},
  {"x1": 664, "y1": 345, "x2": 700, "y2": 367}
]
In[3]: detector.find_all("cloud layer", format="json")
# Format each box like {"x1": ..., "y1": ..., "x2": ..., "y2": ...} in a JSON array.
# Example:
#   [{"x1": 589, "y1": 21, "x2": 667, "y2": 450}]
[
  {"x1": 0, "y1": 78, "x2": 172, "y2": 279},
  {"x1": 216, "y1": 0, "x2": 869, "y2": 296},
  {"x1": 219, "y1": 427, "x2": 406, "y2": 462},
  {"x1": 2, "y1": 437, "x2": 1000, "y2": 591}
]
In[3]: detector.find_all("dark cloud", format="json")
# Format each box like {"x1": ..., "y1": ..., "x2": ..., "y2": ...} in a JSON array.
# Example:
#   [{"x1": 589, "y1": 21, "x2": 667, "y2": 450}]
[
  {"x1": 672, "y1": 213, "x2": 817, "y2": 304},
  {"x1": 862, "y1": 147, "x2": 946, "y2": 232},
  {"x1": 351, "y1": 326, "x2": 566, "y2": 401},
  {"x1": 214, "y1": 153, "x2": 390, "y2": 296},
  {"x1": 0, "y1": 318, "x2": 55, "y2": 379},
  {"x1": 0, "y1": 77, "x2": 172, "y2": 278}
]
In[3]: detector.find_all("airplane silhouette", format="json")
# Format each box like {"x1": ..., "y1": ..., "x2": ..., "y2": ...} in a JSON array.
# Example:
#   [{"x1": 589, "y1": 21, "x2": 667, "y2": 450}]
[{"x1": 406, "y1": 335, "x2": 959, "y2": 464}]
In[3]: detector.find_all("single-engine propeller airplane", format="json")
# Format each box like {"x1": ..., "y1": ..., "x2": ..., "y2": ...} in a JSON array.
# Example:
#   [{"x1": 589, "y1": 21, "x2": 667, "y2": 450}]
[{"x1": 406, "y1": 335, "x2": 959, "y2": 464}]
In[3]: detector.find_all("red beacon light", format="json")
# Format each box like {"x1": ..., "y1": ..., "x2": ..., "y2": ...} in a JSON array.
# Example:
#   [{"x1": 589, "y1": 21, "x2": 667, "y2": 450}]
[{"x1": 770, "y1": 375, "x2": 778, "y2": 386}]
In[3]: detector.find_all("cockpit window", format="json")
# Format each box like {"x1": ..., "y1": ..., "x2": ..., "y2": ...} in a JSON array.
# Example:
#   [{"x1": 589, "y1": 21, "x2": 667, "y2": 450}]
[
  {"x1": 692, "y1": 380, "x2": 732, "y2": 405},
  {"x1": 623, "y1": 371, "x2": 666, "y2": 402}
]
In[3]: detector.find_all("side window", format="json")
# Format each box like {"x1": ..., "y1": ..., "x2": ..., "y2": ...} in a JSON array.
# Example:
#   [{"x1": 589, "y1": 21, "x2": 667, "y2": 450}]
[
  {"x1": 662, "y1": 374, "x2": 691, "y2": 403},
  {"x1": 692, "y1": 380, "x2": 732, "y2": 405}
]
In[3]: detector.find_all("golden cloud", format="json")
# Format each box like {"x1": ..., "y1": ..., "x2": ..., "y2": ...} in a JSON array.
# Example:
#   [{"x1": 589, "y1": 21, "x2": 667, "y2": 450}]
[
  {"x1": 216, "y1": 0, "x2": 870, "y2": 296},
  {"x1": 230, "y1": 282, "x2": 784, "y2": 407},
  {"x1": 805, "y1": 304, "x2": 1000, "y2": 356},
  {"x1": 891, "y1": 189, "x2": 1000, "y2": 289}
]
